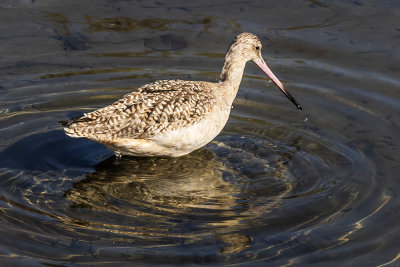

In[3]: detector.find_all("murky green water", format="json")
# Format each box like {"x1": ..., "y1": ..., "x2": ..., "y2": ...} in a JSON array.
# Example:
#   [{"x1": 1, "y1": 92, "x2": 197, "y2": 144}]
[{"x1": 1, "y1": 1, "x2": 400, "y2": 266}]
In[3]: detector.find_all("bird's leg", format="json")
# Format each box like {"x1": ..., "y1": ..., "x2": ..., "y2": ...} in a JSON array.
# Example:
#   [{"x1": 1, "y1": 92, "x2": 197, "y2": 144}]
[{"x1": 115, "y1": 151, "x2": 123, "y2": 159}]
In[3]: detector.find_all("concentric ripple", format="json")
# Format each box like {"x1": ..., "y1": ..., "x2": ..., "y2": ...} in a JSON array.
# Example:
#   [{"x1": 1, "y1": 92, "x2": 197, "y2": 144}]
[
  {"x1": 1, "y1": 53, "x2": 397, "y2": 265},
  {"x1": 0, "y1": 92, "x2": 377, "y2": 264}
]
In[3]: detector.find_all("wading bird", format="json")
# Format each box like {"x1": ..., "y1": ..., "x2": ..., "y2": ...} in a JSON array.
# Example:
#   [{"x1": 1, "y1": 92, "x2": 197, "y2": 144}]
[{"x1": 60, "y1": 32, "x2": 302, "y2": 157}]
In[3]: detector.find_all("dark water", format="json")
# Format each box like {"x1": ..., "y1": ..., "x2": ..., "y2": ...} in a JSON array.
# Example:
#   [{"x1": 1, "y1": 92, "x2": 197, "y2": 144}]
[{"x1": 1, "y1": 0, "x2": 400, "y2": 266}]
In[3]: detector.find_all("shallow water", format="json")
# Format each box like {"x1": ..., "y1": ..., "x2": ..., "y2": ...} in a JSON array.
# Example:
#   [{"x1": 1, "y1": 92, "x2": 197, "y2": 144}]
[{"x1": 1, "y1": 0, "x2": 400, "y2": 266}]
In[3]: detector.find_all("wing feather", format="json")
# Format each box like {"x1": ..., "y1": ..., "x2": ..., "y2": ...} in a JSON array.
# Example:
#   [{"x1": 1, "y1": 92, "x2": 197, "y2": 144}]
[{"x1": 61, "y1": 80, "x2": 215, "y2": 140}]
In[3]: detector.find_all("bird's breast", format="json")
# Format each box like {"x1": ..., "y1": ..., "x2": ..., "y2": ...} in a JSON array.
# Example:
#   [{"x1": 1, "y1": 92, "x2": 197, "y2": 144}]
[{"x1": 148, "y1": 105, "x2": 231, "y2": 156}]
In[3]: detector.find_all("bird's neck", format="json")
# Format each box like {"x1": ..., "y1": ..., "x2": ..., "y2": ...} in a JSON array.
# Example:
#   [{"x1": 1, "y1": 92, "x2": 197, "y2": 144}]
[{"x1": 219, "y1": 52, "x2": 247, "y2": 99}]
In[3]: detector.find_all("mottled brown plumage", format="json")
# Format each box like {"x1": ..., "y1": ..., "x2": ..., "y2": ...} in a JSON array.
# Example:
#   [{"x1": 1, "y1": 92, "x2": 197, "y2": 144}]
[
  {"x1": 63, "y1": 80, "x2": 214, "y2": 140},
  {"x1": 60, "y1": 32, "x2": 301, "y2": 157}
]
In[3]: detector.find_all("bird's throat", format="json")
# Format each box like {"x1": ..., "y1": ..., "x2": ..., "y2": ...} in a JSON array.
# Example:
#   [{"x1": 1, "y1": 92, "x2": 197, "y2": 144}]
[{"x1": 219, "y1": 56, "x2": 247, "y2": 97}]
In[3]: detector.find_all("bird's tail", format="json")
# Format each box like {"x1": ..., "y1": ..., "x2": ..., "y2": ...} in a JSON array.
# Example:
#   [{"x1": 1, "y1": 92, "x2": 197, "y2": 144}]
[
  {"x1": 58, "y1": 117, "x2": 93, "y2": 138},
  {"x1": 58, "y1": 119, "x2": 74, "y2": 127}
]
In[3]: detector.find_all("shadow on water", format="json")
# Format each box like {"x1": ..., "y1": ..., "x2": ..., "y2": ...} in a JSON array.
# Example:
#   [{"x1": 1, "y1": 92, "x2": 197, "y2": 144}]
[{"x1": 0, "y1": 130, "x2": 108, "y2": 172}]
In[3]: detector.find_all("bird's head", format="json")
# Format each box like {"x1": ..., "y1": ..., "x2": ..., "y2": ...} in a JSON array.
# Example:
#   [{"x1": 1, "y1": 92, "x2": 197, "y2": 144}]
[{"x1": 229, "y1": 32, "x2": 302, "y2": 110}]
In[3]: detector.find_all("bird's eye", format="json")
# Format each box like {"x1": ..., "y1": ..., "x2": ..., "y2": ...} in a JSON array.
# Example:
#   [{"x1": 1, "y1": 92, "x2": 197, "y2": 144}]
[{"x1": 255, "y1": 46, "x2": 260, "y2": 50}]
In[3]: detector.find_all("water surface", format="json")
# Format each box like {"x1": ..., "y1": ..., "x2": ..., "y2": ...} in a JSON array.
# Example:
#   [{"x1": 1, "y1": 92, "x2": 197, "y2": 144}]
[{"x1": 1, "y1": 1, "x2": 400, "y2": 266}]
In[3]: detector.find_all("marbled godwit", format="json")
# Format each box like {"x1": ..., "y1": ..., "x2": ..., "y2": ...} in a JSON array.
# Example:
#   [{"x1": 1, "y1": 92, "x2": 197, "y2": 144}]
[{"x1": 60, "y1": 32, "x2": 302, "y2": 157}]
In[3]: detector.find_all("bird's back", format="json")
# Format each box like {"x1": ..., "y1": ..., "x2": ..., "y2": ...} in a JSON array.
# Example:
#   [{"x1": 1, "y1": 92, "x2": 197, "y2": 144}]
[{"x1": 60, "y1": 79, "x2": 217, "y2": 143}]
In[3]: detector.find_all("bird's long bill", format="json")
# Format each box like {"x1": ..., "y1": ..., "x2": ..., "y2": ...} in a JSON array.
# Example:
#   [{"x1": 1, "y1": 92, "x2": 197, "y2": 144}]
[{"x1": 255, "y1": 58, "x2": 302, "y2": 110}]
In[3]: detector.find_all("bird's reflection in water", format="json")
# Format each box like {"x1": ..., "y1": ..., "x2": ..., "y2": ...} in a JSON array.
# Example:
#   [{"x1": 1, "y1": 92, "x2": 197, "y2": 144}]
[
  {"x1": 66, "y1": 149, "x2": 238, "y2": 211},
  {"x1": 65, "y1": 144, "x2": 292, "y2": 254}
]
